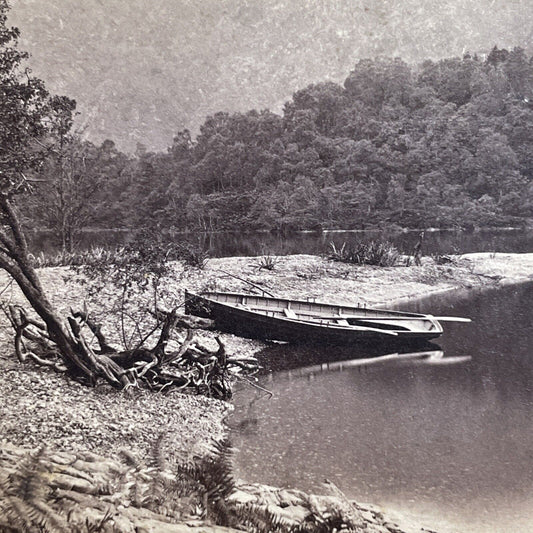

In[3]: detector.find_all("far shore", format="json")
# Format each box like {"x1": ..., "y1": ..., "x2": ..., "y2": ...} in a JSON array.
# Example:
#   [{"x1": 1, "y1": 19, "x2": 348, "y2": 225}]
[
  {"x1": 1, "y1": 251, "x2": 532, "y2": 532},
  {"x1": 26, "y1": 222, "x2": 533, "y2": 235}
]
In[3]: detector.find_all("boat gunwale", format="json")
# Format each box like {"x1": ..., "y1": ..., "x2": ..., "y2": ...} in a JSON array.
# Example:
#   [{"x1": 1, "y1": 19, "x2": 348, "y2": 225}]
[
  {"x1": 186, "y1": 291, "x2": 443, "y2": 335},
  {"x1": 194, "y1": 291, "x2": 428, "y2": 317}
]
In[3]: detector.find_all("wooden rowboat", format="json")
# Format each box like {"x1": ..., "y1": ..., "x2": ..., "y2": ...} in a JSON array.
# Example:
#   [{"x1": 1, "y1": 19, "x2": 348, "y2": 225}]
[{"x1": 184, "y1": 291, "x2": 448, "y2": 345}]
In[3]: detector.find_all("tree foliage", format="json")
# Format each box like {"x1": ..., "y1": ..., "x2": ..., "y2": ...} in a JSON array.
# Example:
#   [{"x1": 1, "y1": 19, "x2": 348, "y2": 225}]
[
  {"x1": 0, "y1": 3, "x2": 258, "y2": 393},
  {"x1": 24, "y1": 46, "x2": 533, "y2": 235}
]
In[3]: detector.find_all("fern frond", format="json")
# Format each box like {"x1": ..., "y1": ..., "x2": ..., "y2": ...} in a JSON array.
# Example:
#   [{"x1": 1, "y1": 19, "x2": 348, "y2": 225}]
[
  {"x1": 231, "y1": 502, "x2": 293, "y2": 533},
  {"x1": 185, "y1": 439, "x2": 237, "y2": 527},
  {"x1": 152, "y1": 432, "x2": 167, "y2": 472},
  {"x1": 14, "y1": 445, "x2": 49, "y2": 503},
  {"x1": 3, "y1": 495, "x2": 38, "y2": 533},
  {"x1": 200, "y1": 438, "x2": 236, "y2": 502},
  {"x1": 31, "y1": 499, "x2": 71, "y2": 533},
  {"x1": 0, "y1": 446, "x2": 69, "y2": 533},
  {"x1": 136, "y1": 433, "x2": 174, "y2": 514},
  {"x1": 116, "y1": 447, "x2": 150, "y2": 509}
]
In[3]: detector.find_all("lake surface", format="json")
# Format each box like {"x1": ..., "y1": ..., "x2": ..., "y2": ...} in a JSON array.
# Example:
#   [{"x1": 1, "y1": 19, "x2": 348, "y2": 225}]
[
  {"x1": 29, "y1": 227, "x2": 533, "y2": 258},
  {"x1": 228, "y1": 283, "x2": 533, "y2": 533}
]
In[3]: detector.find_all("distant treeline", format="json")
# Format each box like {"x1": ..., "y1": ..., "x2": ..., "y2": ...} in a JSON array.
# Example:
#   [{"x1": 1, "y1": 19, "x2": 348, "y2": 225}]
[{"x1": 27, "y1": 47, "x2": 533, "y2": 242}]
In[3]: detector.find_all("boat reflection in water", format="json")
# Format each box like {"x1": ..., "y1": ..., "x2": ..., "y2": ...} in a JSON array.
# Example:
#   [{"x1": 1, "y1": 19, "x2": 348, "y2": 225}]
[
  {"x1": 264, "y1": 347, "x2": 471, "y2": 382},
  {"x1": 250, "y1": 340, "x2": 470, "y2": 376}
]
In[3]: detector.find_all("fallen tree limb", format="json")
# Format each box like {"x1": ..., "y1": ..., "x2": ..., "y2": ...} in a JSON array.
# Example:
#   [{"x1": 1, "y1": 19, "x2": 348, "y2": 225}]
[{"x1": 163, "y1": 329, "x2": 195, "y2": 365}]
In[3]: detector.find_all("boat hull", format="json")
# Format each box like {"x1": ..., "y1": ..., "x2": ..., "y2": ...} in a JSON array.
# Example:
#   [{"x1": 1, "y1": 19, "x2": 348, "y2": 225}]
[{"x1": 185, "y1": 291, "x2": 443, "y2": 346}]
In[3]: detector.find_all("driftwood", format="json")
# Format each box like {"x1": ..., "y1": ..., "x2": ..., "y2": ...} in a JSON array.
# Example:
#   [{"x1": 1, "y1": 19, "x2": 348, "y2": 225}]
[{"x1": 2, "y1": 303, "x2": 257, "y2": 399}]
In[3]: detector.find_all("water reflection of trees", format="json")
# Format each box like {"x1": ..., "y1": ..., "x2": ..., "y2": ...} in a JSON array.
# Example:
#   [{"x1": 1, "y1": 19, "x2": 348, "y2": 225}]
[{"x1": 28, "y1": 228, "x2": 533, "y2": 258}]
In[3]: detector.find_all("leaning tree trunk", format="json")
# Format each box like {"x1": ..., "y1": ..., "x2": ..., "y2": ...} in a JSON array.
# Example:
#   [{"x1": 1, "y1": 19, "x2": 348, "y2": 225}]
[
  {"x1": 0, "y1": 196, "x2": 257, "y2": 396},
  {"x1": 0, "y1": 245, "x2": 125, "y2": 385},
  {"x1": 9, "y1": 263, "x2": 92, "y2": 370},
  {"x1": 0, "y1": 195, "x2": 119, "y2": 385}
]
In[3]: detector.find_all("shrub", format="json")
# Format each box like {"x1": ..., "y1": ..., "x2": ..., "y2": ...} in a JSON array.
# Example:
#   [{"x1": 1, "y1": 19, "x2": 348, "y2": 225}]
[
  {"x1": 328, "y1": 240, "x2": 400, "y2": 267},
  {"x1": 28, "y1": 246, "x2": 130, "y2": 268},
  {"x1": 175, "y1": 242, "x2": 209, "y2": 269},
  {"x1": 257, "y1": 254, "x2": 279, "y2": 271},
  {"x1": 29, "y1": 242, "x2": 209, "y2": 270}
]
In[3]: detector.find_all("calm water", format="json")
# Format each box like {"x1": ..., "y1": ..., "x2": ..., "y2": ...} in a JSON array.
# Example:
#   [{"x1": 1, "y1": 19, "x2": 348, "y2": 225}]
[
  {"x1": 29, "y1": 227, "x2": 533, "y2": 257},
  {"x1": 229, "y1": 283, "x2": 533, "y2": 533}
]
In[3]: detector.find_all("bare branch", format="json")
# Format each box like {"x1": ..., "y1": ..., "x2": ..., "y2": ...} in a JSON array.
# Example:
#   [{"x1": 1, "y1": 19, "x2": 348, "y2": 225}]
[
  {"x1": 71, "y1": 309, "x2": 117, "y2": 354},
  {"x1": 25, "y1": 351, "x2": 67, "y2": 372},
  {"x1": 0, "y1": 278, "x2": 14, "y2": 296},
  {"x1": 154, "y1": 307, "x2": 179, "y2": 356},
  {"x1": 163, "y1": 329, "x2": 194, "y2": 365}
]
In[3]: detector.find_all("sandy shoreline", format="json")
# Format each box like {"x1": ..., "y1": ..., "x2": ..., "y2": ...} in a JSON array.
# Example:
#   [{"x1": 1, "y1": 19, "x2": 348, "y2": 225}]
[
  {"x1": 187, "y1": 252, "x2": 533, "y2": 305},
  {"x1": 1, "y1": 252, "x2": 532, "y2": 531}
]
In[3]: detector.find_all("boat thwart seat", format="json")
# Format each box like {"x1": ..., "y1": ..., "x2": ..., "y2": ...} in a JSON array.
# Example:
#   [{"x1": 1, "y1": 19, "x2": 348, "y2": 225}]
[{"x1": 283, "y1": 308, "x2": 297, "y2": 319}]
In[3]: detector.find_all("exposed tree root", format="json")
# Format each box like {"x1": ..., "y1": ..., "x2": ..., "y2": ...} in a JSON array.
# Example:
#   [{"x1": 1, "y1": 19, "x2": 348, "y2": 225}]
[{"x1": 1, "y1": 303, "x2": 258, "y2": 400}]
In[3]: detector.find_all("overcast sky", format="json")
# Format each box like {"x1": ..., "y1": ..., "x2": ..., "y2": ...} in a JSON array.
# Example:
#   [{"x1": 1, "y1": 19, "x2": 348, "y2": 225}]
[{"x1": 9, "y1": 0, "x2": 533, "y2": 152}]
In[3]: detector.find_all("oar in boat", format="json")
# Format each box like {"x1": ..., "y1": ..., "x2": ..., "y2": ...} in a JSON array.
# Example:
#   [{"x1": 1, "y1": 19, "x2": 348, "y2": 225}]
[
  {"x1": 424, "y1": 316, "x2": 471, "y2": 322},
  {"x1": 339, "y1": 324, "x2": 398, "y2": 336},
  {"x1": 419, "y1": 355, "x2": 472, "y2": 365},
  {"x1": 315, "y1": 314, "x2": 471, "y2": 323},
  {"x1": 296, "y1": 317, "x2": 398, "y2": 336},
  {"x1": 356, "y1": 315, "x2": 471, "y2": 323}
]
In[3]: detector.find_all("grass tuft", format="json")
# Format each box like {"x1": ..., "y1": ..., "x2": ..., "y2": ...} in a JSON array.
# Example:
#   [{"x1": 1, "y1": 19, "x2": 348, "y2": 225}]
[
  {"x1": 28, "y1": 247, "x2": 130, "y2": 268},
  {"x1": 328, "y1": 240, "x2": 400, "y2": 267},
  {"x1": 257, "y1": 254, "x2": 279, "y2": 271},
  {"x1": 28, "y1": 243, "x2": 209, "y2": 270}
]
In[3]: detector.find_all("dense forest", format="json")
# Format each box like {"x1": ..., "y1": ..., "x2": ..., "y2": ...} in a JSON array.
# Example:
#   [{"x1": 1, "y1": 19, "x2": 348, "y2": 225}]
[{"x1": 26, "y1": 47, "x2": 533, "y2": 247}]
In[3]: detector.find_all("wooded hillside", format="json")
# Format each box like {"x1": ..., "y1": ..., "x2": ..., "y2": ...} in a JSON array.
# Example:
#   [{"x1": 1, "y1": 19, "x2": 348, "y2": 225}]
[{"x1": 26, "y1": 48, "x2": 533, "y2": 238}]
